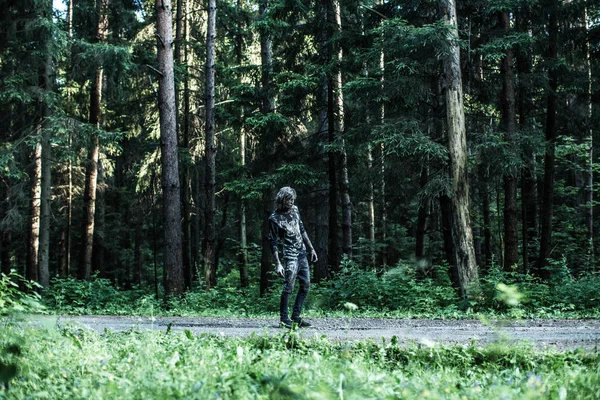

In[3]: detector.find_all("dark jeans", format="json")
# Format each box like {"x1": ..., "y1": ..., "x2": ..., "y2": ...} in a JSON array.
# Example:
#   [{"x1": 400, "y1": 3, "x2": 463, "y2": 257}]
[{"x1": 280, "y1": 252, "x2": 310, "y2": 322}]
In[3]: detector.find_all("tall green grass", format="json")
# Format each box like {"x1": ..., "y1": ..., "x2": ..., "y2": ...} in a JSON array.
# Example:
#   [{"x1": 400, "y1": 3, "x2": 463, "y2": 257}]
[{"x1": 1, "y1": 323, "x2": 599, "y2": 399}]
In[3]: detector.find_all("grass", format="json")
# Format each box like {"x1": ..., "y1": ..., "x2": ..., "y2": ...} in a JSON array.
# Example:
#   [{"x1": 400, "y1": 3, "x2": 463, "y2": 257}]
[
  {"x1": 2, "y1": 266, "x2": 600, "y2": 398},
  {"x1": 1, "y1": 320, "x2": 599, "y2": 399}
]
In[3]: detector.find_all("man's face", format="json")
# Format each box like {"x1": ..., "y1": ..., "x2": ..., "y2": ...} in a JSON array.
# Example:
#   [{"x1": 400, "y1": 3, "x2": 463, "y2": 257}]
[{"x1": 283, "y1": 197, "x2": 295, "y2": 211}]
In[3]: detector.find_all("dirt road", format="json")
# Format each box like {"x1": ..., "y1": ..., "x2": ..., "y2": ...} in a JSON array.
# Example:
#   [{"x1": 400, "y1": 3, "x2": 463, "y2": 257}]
[{"x1": 42, "y1": 316, "x2": 600, "y2": 350}]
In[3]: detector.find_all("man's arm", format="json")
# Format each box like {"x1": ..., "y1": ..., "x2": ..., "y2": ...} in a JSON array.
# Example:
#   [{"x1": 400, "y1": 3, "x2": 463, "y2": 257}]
[
  {"x1": 268, "y1": 218, "x2": 285, "y2": 278},
  {"x1": 302, "y1": 231, "x2": 318, "y2": 262},
  {"x1": 299, "y1": 218, "x2": 318, "y2": 263}
]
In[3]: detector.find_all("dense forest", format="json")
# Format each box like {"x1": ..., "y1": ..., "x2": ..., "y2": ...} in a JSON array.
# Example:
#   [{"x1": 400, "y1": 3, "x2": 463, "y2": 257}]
[{"x1": 1, "y1": 0, "x2": 599, "y2": 302}]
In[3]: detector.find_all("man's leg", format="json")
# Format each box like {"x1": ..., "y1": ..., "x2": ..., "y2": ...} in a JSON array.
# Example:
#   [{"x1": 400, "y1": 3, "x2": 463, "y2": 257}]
[
  {"x1": 291, "y1": 253, "x2": 310, "y2": 323},
  {"x1": 280, "y1": 258, "x2": 299, "y2": 326}
]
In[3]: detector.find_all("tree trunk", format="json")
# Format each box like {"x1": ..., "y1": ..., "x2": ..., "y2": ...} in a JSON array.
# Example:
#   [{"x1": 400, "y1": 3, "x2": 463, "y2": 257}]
[
  {"x1": 92, "y1": 162, "x2": 105, "y2": 277},
  {"x1": 440, "y1": 194, "x2": 459, "y2": 288},
  {"x1": 332, "y1": 0, "x2": 352, "y2": 259},
  {"x1": 378, "y1": 47, "x2": 387, "y2": 268},
  {"x1": 312, "y1": 0, "x2": 330, "y2": 281},
  {"x1": 327, "y1": 76, "x2": 341, "y2": 272},
  {"x1": 238, "y1": 118, "x2": 249, "y2": 288},
  {"x1": 260, "y1": 189, "x2": 275, "y2": 296},
  {"x1": 499, "y1": 10, "x2": 519, "y2": 271},
  {"x1": 192, "y1": 167, "x2": 201, "y2": 281},
  {"x1": 214, "y1": 192, "x2": 229, "y2": 273},
  {"x1": 38, "y1": 19, "x2": 52, "y2": 288},
  {"x1": 175, "y1": 0, "x2": 192, "y2": 290},
  {"x1": 134, "y1": 212, "x2": 143, "y2": 286},
  {"x1": 415, "y1": 163, "x2": 430, "y2": 259},
  {"x1": 203, "y1": 0, "x2": 217, "y2": 290},
  {"x1": 367, "y1": 144, "x2": 376, "y2": 267},
  {"x1": 259, "y1": 0, "x2": 277, "y2": 296},
  {"x1": 481, "y1": 169, "x2": 492, "y2": 267},
  {"x1": 27, "y1": 141, "x2": 42, "y2": 283},
  {"x1": 584, "y1": 4, "x2": 593, "y2": 260},
  {"x1": 440, "y1": 0, "x2": 479, "y2": 297},
  {"x1": 156, "y1": 0, "x2": 184, "y2": 296},
  {"x1": 516, "y1": 7, "x2": 536, "y2": 272},
  {"x1": 536, "y1": 2, "x2": 558, "y2": 278},
  {"x1": 79, "y1": 0, "x2": 108, "y2": 281},
  {"x1": 321, "y1": 0, "x2": 341, "y2": 272},
  {"x1": 80, "y1": 106, "x2": 100, "y2": 279}
]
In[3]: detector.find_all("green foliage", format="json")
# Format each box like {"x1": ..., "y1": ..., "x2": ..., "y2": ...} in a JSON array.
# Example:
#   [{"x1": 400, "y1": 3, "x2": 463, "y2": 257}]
[
  {"x1": 318, "y1": 259, "x2": 457, "y2": 314},
  {"x1": 0, "y1": 271, "x2": 45, "y2": 317},
  {"x1": 2, "y1": 324, "x2": 599, "y2": 398},
  {"x1": 477, "y1": 261, "x2": 600, "y2": 315},
  {"x1": 0, "y1": 271, "x2": 45, "y2": 388},
  {"x1": 41, "y1": 259, "x2": 600, "y2": 319},
  {"x1": 42, "y1": 275, "x2": 155, "y2": 315}
]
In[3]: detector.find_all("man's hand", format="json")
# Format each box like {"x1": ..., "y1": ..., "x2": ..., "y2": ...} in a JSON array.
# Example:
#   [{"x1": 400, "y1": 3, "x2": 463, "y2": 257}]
[
  {"x1": 276, "y1": 263, "x2": 285, "y2": 278},
  {"x1": 310, "y1": 249, "x2": 318, "y2": 263}
]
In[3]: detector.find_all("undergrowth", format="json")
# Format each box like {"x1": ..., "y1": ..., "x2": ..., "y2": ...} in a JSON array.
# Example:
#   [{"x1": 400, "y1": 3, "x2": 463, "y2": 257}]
[
  {"x1": 40, "y1": 258, "x2": 600, "y2": 319},
  {"x1": 1, "y1": 322, "x2": 599, "y2": 399}
]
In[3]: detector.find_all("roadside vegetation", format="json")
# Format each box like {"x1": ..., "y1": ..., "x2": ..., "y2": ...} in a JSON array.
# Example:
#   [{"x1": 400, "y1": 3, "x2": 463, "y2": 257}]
[
  {"x1": 39, "y1": 259, "x2": 600, "y2": 319},
  {"x1": 1, "y1": 266, "x2": 600, "y2": 399},
  {"x1": 2, "y1": 321, "x2": 600, "y2": 399}
]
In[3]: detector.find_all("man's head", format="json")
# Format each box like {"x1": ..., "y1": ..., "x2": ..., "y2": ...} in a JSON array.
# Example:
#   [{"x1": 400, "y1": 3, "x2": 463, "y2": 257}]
[{"x1": 275, "y1": 186, "x2": 296, "y2": 211}]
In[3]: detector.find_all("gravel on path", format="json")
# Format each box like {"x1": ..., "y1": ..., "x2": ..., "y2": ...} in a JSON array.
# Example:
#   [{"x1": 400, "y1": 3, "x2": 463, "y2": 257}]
[{"x1": 39, "y1": 316, "x2": 600, "y2": 351}]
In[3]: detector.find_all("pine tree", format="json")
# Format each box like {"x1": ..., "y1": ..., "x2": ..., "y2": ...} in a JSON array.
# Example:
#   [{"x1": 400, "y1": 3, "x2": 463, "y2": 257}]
[{"x1": 156, "y1": 0, "x2": 184, "y2": 296}]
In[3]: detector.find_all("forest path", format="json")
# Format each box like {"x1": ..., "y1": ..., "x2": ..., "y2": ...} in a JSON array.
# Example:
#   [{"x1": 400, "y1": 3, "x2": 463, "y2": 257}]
[{"x1": 42, "y1": 316, "x2": 600, "y2": 351}]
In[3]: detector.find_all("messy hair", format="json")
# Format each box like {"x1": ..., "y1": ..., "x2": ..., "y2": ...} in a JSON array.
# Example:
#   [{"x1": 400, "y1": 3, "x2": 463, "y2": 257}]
[{"x1": 275, "y1": 186, "x2": 296, "y2": 210}]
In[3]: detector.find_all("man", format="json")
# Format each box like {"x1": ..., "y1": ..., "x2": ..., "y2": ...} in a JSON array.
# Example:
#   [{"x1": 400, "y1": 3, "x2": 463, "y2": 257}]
[{"x1": 268, "y1": 187, "x2": 318, "y2": 328}]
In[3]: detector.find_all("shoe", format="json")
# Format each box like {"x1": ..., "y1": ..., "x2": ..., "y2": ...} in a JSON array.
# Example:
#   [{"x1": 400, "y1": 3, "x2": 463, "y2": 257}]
[
  {"x1": 280, "y1": 319, "x2": 293, "y2": 329},
  {"x1": 293, "y1": 318, "x2": 312, "y2": 328}
]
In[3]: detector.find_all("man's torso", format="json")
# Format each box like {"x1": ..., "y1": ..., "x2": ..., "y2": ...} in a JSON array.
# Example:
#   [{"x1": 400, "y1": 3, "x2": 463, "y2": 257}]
[{"x1": 269, "y1": 206, "x2": 305, "y2": 259}]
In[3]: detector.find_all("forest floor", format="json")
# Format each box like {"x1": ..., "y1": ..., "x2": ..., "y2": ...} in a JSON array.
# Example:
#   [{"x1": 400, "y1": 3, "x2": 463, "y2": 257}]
[{"x1": 35, "y1": 316, "x2": 600, "y2": 351}]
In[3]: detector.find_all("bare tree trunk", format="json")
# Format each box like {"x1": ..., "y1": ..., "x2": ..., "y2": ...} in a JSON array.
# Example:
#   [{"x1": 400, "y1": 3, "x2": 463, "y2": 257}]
[
  {"x1": 499, "y1": 10, "x2": 519, "y2": 271},
  {"x1": 175, "y1": 0, "x2": 192, "y2": 290},
  {"x1": 440, "y1": 0, "x2": 478, "y2": 297},
  {"x1": 416, "y1": 163, "x2": 430, "y2": 260},
  {"x1": 92, "y1": 162, "x2": 105, "y2": 277},
  {"x1": 331, "y1": 0, "x2": 352, "y2": 259},
  {"x1": 314, "y1": 0, "x2": 330, "y2": 280},
  {"x1": 440, "y1": 194, "x2": 459, "y2": 288},
  {"x1": 64, "y1": 0, "x2": 74, "y2": 279},
  {"x1": 238, "y1": 117, "x2": 249, "y2": 288},
  {"x1": 26, "y1": 141, "x2": 42, "y2": 283},
  {"x1": 481, "y1": 169, "x2": 492, "y2": 267},
  {"x1": 203, "y1": 0, "x2": 217, "y2": 289},
  {"x1": 361, "y1": 14, "x2": 375, "y2": 267},
  {"x1": 38, "y1": 15, "x2": 52, "y2": 288},
  {"x1": 536, "y1": 3, "x2": 558, "y2": 278},
  {"x1": 156, "y1": 0, "x2": 184, "y2": 296},
  {"x1": 80, "y1": 0, "x2": 108, "y2": 281},
  {"x1": 367, "y1": 144, "x2": 376, "y2": 267},
  {"x1": 259, "y1": 0, "x2": 277, "y2": 295},
  {"x1": 321, "y1": 0, "x2": 341, "y2": 272},
  {"x1": 230, "y1": 1, "x2": 249, "y2": 288},
  {"x1": 378, "y1": 42, "x2": 387, "y2": 268},
  {"x1": 584, "y1": 3, "x2": 593, "y2": 260},
  {"x1": 516, "y1": 7, "x2": 536, "y2": 272},
  {"x1": 327, "y1": 76, "x2": 341, "y2": 272},
  {"x1": 192, "y1": 167, "x2": 202, "y2": 281},
  {"x1": 80, "y1": 133, "x2": 99, "y2": 280},
  {"x1": 134, "y1": 211, "x2": 143, "y2": 286}
]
